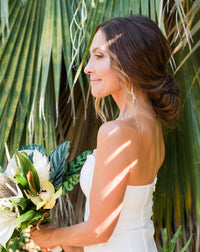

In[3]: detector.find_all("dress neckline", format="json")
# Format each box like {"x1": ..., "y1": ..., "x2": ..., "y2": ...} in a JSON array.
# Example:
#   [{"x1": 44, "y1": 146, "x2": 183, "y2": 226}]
[
  {"x1": 126, "y1": 176, "x2": 157, "y2": 188},
  {"x1": 87, "y1": 150, "x2": 157, "y2": 188}
]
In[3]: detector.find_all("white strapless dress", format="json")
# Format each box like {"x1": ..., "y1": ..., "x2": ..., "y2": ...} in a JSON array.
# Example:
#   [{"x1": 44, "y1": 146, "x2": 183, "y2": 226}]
[{"x1": 80, "y1": 151, "x2": 158, "y2": 252}]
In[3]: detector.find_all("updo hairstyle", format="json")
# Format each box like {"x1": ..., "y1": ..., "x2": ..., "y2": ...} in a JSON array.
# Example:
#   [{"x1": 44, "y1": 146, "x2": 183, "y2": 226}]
[{"x1": 95, "y1": 15, "x2": 180, "y2": 123}]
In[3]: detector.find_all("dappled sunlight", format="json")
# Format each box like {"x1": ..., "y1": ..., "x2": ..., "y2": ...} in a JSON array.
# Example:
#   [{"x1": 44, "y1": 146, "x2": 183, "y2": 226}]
[
  {"x1": 107, "y1": 127, "x2": 119, "y2": 136},
  {"x1": 89, "y1": 31, "x2": 123, "y2": 56},
  {"x1": 91, "y1": 144, "x2": 138, "y2": 239},
  {"x1": 105, "y1": 140, "x2": 131, "y2": 165},
  {"x1": 102, "y1": 159, "x2": 138, "y2": 198},
  {"x1": 107, "y1": 33, "x2": 123, "y2": 47},
  {"x1": 94, "y1": 203, "x2": 122, "y2": 237}
]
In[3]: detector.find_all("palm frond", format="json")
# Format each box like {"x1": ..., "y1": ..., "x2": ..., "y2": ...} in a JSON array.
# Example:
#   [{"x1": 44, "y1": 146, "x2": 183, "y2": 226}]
[{"x1": 0, "y1": 1, "x2": 200, "y2": 251}]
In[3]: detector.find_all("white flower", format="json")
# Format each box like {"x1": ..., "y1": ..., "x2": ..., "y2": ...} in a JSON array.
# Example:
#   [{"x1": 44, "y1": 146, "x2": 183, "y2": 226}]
[
  {"x1": 5, "y1": 157, "x2": 17, "y2": 177},
  {"x1": 0, "y1": 198, "x2": 12, "y2": 210},
  {"x1": 0, "y1": 210, "x2": 17, "y2": 247},
  {"x1": 5, "y1": 149, "x2": 50, "y2": 184},
  {"x1": 31, "y1": 150, "x2": 50, "y2": 182},
  {"x1": 0, "y1": 197, "x2": 19, "y2": 248},
  {"x1": 25, "y1": 180, "x2": 62, "y2": 210}
]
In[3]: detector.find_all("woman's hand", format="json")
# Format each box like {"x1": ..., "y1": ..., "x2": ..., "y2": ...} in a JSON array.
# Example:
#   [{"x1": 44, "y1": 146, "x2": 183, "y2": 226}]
[
  {"x1": 62, "y1": 246, "x2": 84, "y2": 252},
  {"x1": 30, "y1": 222, "x2": 58, "y2": 249}
]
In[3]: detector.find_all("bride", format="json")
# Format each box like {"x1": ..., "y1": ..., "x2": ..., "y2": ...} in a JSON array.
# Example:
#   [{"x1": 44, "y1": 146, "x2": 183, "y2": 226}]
[{"x1": 30, "y1": 15, "x2": 179, "y2": 252}]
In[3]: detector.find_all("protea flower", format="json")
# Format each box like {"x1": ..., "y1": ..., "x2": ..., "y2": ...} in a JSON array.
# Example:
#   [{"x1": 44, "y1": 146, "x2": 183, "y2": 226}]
[{"x1": 0, "y1": 173, "x2": 19, "y2": 198}]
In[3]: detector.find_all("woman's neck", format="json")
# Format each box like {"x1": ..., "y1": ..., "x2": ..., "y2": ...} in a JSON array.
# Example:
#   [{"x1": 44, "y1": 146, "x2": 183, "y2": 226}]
[{"x1": 112, "y1": 88, "x2": 154, "y2": 120}]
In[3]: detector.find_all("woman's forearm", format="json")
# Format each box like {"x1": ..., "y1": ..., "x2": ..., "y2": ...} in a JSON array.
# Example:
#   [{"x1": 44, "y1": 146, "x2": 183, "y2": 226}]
[
  {"x1": 31, "y1": 217, "x2": 111, "y2": 249},
  {"x1": 62, "y1": 245, "x2": 84, "y2": 252},
  {"x1": 55, "y1": 221, "x2": 108, "y2": 247}
]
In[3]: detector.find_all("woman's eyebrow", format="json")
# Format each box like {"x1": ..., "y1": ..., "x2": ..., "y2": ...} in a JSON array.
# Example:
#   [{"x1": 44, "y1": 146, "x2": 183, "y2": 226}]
[
  {"x1": 90, "y1": 47, "x2": 107, "y2": 55},
  {"x1": 90, "y1": 47, "x2": 100, "y2": 53}
]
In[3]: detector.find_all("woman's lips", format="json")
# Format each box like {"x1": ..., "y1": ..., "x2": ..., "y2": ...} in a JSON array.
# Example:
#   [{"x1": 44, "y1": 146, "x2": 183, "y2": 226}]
[
  {"x1": 90, "y1": 79, "x2": 101, "y2": 82},
  {"x1": 90, "y1": 79, "x2": 101, "y2": 84}
]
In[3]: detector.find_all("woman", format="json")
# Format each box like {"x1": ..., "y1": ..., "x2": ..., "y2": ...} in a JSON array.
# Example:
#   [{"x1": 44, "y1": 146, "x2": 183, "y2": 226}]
[{"x1": 30, "y1": 15, "x2": 179, "y2": 252}]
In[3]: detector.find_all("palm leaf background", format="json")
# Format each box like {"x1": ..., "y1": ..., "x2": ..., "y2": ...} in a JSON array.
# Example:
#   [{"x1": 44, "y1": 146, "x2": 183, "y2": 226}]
[{"x1": 0, "y1": 0, "x2": 200, "y2": 251}]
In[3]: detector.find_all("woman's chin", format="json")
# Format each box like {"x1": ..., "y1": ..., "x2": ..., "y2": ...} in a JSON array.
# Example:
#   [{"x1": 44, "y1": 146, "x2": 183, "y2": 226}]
[{"x1": 91, "y1": 90, "x2": 104, "y2": 98}]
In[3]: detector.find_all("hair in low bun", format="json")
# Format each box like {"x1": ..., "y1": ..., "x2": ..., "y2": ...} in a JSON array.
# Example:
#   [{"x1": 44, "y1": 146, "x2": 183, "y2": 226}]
[
  {"x1": 145, "y1": 73, "x2": 180, "y2": 123},
  {"x1": 96, "y1": 15, "x2": 180, "y2": 123}
]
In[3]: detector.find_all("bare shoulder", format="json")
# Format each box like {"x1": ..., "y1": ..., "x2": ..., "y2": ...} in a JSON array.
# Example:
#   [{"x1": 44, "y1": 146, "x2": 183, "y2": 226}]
[
  {"x1": 96, "y1": 118, "x2": 164, "y2": 185},
  {"x1": 97, "y1": 120, "x2": 139, "y2": 156},
  {"x1": 98, "y1": 120, "x2": 136, "y2": 141}
]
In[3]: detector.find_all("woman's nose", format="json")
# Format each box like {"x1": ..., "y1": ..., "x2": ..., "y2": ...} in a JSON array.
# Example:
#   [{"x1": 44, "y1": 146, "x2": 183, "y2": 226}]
[{"x1": 84, "y1": 58, "x2": 94, "y2": 74}]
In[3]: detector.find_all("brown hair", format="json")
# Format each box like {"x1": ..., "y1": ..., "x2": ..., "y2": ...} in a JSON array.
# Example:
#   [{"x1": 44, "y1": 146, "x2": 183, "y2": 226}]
[{"x1": 95, "y1": 15, "x2": 180, "y2": 123}]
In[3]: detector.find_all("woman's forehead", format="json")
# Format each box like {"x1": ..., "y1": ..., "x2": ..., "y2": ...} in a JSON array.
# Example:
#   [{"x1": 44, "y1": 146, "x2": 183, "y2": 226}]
[{"x1": 90, "y1": 30, "x2": 108, "y2": 53}]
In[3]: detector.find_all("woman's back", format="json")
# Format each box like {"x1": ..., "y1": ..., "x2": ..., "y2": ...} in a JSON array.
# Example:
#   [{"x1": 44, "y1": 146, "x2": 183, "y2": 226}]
[
  {"x1": 119, "y1": 114, "x2": 165, "y2": 186},
  {"x1": 80, "y1": 144, "x2": 158, "y2": 251},
  {"x1": 97, "y1": 112, "x2": 165, "y2": 186}
]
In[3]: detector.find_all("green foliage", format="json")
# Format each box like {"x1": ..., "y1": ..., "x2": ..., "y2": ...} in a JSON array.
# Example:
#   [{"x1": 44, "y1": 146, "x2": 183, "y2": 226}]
[
  {"x1": 49, "y1": 141, "x2": 70, "y2": 188},
  {"x1": 159, "y1": 226, "x2": 192, "y2": 252},
  {"x1": 62, "y1": 174, "x2": 80, "y2": 193},
  {"x1": 8, "y1": 232, "x2": 40, "y2": 252},
  {"x1": 15, "y1": 174, "x2": 28, "y2": 188},
  {"x1": 62, "y1": 150, "x2": 92, "y2": 193},
  {"x1": 0, "y1": 0, "x2": 9, "y2": 44},
  {"x1": 10, "y1": 197, "x2": 28, "y2": 211},
  {"x1": 0, "y1": 142, "x2": 72, "y2": 250},
  {"x1": 0, "y1": 245, "x2": 7, "y2": 252},
  {"x1": 66, "y1": 150, "x2": 92, "y2": 175},
  {"x1": 19, "y1": 144, "x2": 47, "y2": 156},
  {"x1": 0, "y1": 166, "x2": 4, "y2": 173},
  {"x1": 0, "y1": 0, "x2": 200, "y2": 251},
  {"x1": 15, "y1": 151, "x2": 40, "y2": 193},
  {"x1": 15, "y1": 209, "x2": 36, "y2": 229}
]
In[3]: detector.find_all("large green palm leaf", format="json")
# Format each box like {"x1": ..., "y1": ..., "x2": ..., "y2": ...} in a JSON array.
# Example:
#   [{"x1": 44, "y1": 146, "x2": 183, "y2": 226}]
[
  {"x1": 0, "y1": 0, "x2": 162, "y2": 160},
  {"x1": 0, "y1": 0, "x2": 200, "y2": 250}
]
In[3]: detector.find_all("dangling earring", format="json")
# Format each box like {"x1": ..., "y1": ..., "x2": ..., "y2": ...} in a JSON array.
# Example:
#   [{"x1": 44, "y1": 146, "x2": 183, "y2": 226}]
[{"x1": 130, "y1": 87, "x2": 136, "y2": 104}]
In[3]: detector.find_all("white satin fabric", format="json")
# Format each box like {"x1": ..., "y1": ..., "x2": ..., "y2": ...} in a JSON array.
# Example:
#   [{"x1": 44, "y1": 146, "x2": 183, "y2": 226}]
[{"x1": 80, "y1": 151, "x2": 158, "y2": 252}]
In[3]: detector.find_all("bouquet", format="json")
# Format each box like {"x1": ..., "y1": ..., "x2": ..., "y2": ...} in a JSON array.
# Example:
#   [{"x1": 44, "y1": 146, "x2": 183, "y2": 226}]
[
  {"x1": 0, "y1": 141, "x2": 91, "y2": 252},
  {"x1": 0, "y1": 141, "x2": 92, "y2": 251}
]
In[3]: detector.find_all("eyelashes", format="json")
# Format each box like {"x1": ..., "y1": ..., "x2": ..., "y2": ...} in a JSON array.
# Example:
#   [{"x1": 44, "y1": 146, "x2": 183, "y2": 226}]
[
  {"x1": 88, "y1": 50, "x2": 106, "y2": 61},
  {"x1": 94, "y1": 54, "x2": 104, "y2": 59}
]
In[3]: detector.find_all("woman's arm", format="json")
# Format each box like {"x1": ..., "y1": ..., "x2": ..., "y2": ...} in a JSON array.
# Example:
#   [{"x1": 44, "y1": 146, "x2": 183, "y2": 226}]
[
  {"x1": 31, "y1": 121, "x2": 138, "y2": 248},
  {"x1": 62, "y1": 245, "x2": 84, "y2": 252}
]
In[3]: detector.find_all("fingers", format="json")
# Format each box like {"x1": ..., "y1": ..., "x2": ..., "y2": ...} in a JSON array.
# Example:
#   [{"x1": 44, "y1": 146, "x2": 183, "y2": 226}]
[
  {"x1": 40, "y1": 248, "x2": 52, "y2": 252},
  {"x1": 40, "y1": 248, "x2": 48, "y2": 252},
  {"x1": 30, "y1": 225, "x2": 38, "y2": 235}
]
